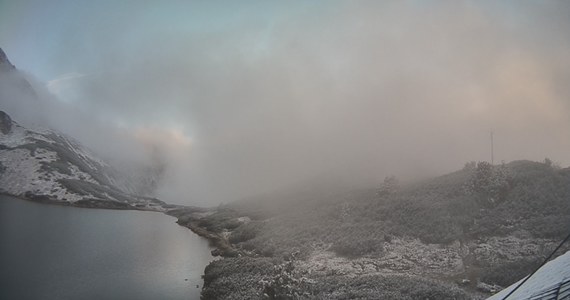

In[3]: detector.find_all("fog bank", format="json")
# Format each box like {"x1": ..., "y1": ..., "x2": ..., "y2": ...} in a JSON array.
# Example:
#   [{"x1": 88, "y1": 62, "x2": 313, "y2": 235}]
[{"x1": 2, "y1": 1, "x2": 570, "y2": 205}]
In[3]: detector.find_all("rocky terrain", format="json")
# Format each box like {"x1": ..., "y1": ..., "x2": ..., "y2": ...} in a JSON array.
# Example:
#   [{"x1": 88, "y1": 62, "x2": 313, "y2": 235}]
[
  {"x1": 172, "y1": 160, "x2": 570, "y2": 299},
  {"x1": 0, "y1": 110, "x2": 173, "y2": 211}
]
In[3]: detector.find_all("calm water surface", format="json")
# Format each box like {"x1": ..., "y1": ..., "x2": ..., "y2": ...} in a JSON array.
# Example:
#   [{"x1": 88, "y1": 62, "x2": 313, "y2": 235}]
[{"x1": 0, "y1": 195, "x2": 213, "y2": 300}]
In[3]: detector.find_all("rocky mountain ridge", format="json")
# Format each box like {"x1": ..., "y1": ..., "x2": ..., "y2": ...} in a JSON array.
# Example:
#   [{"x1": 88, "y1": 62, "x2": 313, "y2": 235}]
[
  {"x1": 0, "y1": 110, "x2": 170, "y2": 211},
  {"x1": 0, "y1": 48, "x2": 173, "y2": 211}
]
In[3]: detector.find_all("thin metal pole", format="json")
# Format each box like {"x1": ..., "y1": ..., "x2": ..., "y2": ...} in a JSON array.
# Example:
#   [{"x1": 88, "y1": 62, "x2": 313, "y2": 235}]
[{"x1": 491, "y1": 131, "x2": 494, "y2": 165}]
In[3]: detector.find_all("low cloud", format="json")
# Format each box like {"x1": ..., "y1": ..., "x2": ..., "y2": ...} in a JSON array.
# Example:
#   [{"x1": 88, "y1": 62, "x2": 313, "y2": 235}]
[{"x1": 3, "y1": 1, "x2": 570, "y2": 205}]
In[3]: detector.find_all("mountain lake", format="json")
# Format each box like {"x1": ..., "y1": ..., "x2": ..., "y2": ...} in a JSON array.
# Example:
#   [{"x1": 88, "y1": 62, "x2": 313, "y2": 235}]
[{"x1": 0, "y1": 195, "x2": 213, "y2": 300}]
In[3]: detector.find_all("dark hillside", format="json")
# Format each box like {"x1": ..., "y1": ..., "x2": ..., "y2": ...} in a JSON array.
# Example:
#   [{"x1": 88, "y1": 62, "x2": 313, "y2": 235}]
[
  {"x1": 474, "y1": 161, "x2": 570, "y2": 238},
  {"x1": 175, "y1": 160, "x2": 570, "y2": 299}
]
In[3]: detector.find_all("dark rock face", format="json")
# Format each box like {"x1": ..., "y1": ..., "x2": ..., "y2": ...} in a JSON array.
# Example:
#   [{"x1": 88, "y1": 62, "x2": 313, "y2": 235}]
[
  {"x1": 0, "y1": 111, "x2": 13, "y2": 134},
  {"x1": 0, "y1": 48, "x2": 15, "y2": 70}
]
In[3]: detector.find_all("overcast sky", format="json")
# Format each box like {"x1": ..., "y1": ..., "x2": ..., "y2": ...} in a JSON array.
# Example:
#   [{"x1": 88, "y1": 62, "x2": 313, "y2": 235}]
[{"x1": 1, "y1": 0, "x2": 570, "y2": 205}]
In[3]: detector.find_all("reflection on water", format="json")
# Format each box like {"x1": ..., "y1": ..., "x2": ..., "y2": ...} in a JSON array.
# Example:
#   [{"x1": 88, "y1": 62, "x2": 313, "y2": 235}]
[{"x1": 0, "y1": 195, "x2": 212, "y2": 300}]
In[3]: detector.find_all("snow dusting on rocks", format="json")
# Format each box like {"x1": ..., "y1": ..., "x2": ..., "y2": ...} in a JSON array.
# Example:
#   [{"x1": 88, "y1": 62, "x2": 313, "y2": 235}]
[
  {"x1": 300, "y1": 237, "x2": 465, "y2": 278},
  {"x1": 0, "y1": 113, "x2": 167, "y2": 210}
]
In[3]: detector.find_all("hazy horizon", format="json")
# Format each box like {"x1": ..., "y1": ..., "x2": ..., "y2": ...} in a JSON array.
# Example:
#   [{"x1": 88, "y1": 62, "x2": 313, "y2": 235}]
[{"x1": 1, "y1": 0, "x2": 570, "y2": 205}]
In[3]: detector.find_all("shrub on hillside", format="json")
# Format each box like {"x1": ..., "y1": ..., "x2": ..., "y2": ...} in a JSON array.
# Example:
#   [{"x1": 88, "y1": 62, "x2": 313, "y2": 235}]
[
  {"x1": 377, "y1": 175, "x2": 399, "y2": 196},
  {"x1": 465, "y1": 161, "x2": 512, "y2": 206},
  {"x1": 331, "y1": 238, "x2": 383, "y2": 258},
  {"x1": 261, "y1": 252, "x2": 313, "y2": 299},
  {"x1": 202, "y1": 257, "x2": 276, "y2": 300},
  {"x1": 229, "y1": 222, "x2": 265, "y2": 244}
]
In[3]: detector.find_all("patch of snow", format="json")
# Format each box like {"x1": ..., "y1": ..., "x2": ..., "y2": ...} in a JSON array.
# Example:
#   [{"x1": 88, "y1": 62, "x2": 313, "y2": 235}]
[
  {"x1": 237, "y1": 216, "x2": 251, "y2": 224},
  {"x1": 0, "y1": 124, "x2": 28, "y2": 147},
  {"x1": 220, "y1": 230, "x2": 232, "y2": 239},
  {"x1": 472, "y1": 236, "x2": 555, "y2": 266},
  {"x1": 33, "y1": 148, "x2": 57, "y2": 162},
  {"x1": 0, "y1": 149, "x2": 44, "y2": 194},
  {"x1": 68, "y1": 164, "x2": 97, "y2": 184},
  {"x1": 25, "y1": 131, "x2": 56, "y2": 145},
  {"x1": 25, "y1": 124, "x2": 53, "y2": 136},
  {"x1": 0, "y1": 147, "x2": 91, "y2": 203},
  {"x1": 300, "y1": 237, "x2": 464, "y2": 278}
]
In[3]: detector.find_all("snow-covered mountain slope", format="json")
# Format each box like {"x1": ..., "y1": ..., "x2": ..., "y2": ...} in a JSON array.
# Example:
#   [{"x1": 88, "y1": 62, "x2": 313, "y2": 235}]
[
  {"x1": 0, "y1": 110, "x2": 170, "y2": 211},
  {"x1": 487, "y1": 250, "x2": 570, "y2": 300},
  {"x1": 0, "y1": 47, "x2": 172, "y2": 211}
]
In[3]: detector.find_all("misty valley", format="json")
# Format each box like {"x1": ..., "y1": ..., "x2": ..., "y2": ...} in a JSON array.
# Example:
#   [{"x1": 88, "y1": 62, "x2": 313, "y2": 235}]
[{"x1": 2, "y1": 1, "x2": 570, "y2": 300}]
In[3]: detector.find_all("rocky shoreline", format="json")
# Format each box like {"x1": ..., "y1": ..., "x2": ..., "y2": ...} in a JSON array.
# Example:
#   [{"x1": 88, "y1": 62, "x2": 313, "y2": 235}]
[
  {"x1": 166, "y1": 208, "x2": 240, "y2": 258},
  {"x1": 179, "y1": 221, "x2": 237, "y2": 257},
  {"x1": 168, "y1": 203, "x2": 488, "y2": 299}
]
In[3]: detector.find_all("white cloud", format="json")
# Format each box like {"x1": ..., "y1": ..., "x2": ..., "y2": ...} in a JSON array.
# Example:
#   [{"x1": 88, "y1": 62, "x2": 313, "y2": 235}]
[
  {"x1": 46, "y1": 72, "x2": 87, "y2": 102},
  {"x1": 6, "y1": 1, "x2": 570, "y2": 204}
]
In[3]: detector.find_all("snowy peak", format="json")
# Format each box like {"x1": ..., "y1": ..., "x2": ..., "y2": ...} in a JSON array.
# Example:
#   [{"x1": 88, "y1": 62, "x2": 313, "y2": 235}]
[{"x1": 0, "y1": 111, "x2": 13, "y2": 134}]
